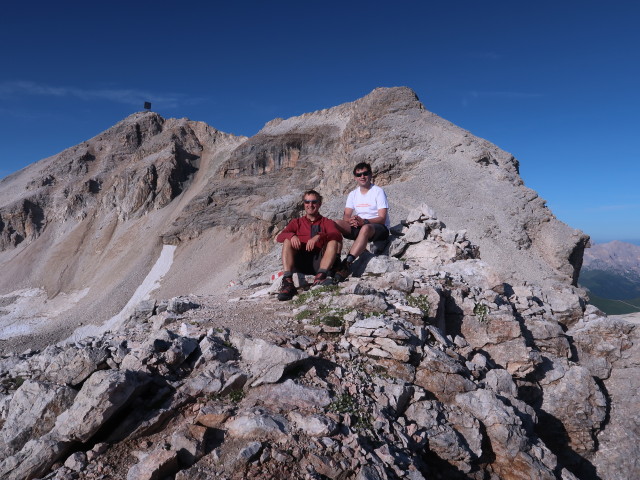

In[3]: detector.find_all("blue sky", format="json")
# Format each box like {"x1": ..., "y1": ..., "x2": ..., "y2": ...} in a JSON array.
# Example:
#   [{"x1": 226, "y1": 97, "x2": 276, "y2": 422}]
[{"x1": 1, "y1": 1, "x2": 638, "y2": 244}]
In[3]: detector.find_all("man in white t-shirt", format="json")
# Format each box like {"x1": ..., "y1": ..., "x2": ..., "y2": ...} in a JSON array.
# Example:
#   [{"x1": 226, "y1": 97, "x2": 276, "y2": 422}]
[{"x1": 334, "y1": 162, "x2": 390, "y2": 281}]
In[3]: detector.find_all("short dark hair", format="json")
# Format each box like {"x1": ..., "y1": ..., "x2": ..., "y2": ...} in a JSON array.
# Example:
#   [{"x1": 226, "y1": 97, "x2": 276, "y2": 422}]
[
  {"x1": 302, "y1": 190, "x2": 322, "y2": 203},
  {"x1": 353, "y1": 162, "x2": 372, "y2": 175}
]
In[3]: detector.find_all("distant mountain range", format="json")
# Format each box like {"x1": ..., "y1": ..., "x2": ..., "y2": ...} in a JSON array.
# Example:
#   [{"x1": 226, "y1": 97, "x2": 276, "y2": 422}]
[{"x1": 580, "y1": 240, "x2": 640, "y2": 314}]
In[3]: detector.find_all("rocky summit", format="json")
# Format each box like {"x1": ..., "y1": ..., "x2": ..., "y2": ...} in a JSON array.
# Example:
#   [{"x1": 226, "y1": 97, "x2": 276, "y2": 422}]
[{"x1": 0, "y1": 87, "x2": 637, "y2": 479}]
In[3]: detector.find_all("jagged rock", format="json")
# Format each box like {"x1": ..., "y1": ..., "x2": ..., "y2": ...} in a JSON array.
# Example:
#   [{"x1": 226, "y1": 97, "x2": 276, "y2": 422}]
[
  {"x1": 63, "y1": 451, "x2": 87, "y2": 471},
  {"x1": 231, "y1": 336, "x2": 309, "y2": 387},
  {"x1": 289, "y1": 411, "x2": 338, "y2": 437},
  {"x1": 182, "y1": 362, "x2": 247, "y2": 397},
  {"x1": 388, "y1": 236, "x2": 408, "y2": 258},
  {"x1": 40, "y1": 344, "x2": 110, "y2": 386},
  {"x1": 405, "y1": 240, "x2": 460, "y2": 266},
  {"x1": 591, "y1": 317, "x2": 640, "y2": 479},
  {"x1": 538, "y1": 361, "x2": 607, "y2": 457},
  {"x1": 543, "y1": 288, "x2": 585, "y2": 327},
  {"x1": 459, "y1": 310, "x2": 541, "y2": 377},
  {"x1": 54, "y1": 369, "x2": 148, "y2": 442},
  {"x1": 0, "y1": 379, "x2": 76, "y2": 456},
  {"x1": 195, "y1": 403, "x2": 233, "y2": 428},
  {"x1": 569, "y1": 316, "x2": 633, "y2": 379},
  {"x1": 235, "y1": 441, "x2": 263, "y2": 465},
  {"x1": 363, "y1": 255, "x2": 406, "y2": 274},
  {"x1": 406, "y1": 204, "x2": 438, "y2": 224},
  {"x1": 195, "y1": 334, "x2": 237, "y2": 366},
  {"x1": 0, "y1": 433, "x2": 72, "y2": 480},
  {"x1": 225, "y1": 409, "x2": 289, "y2": 440},
  {"x1": 405, "y1": 400, "x2": 478, "y2": 472},
  {"x1": 456, "y1": 389, "x2": 558, "y2": 480},
  {"x1": 404, "y1": 224, "x2": 427, "y2": 244},
  {"x1": 127, "y1": 447, "x2": 179, "y2": 480},
  {"x1": 171, "y1": 424, "x2": 208, "y2": 466},
  {"x1": 306, "y1": 452, "x2": 345, "y2": 479},
  {"x1": 167, "y1": 296, "x2": 200, "y2": 314},
  {"x1": 415, "y1": 346, "x2": 476, "y2": 401},
  {"x1": 526, "y1": 318, "x2": 572, "y2": 358},
  {"x1": 246, "y1": 379, "x2": 332, "y2": 412},
  {"x1": 484, "y1": 368, "x2": 518, "y2": 397}
]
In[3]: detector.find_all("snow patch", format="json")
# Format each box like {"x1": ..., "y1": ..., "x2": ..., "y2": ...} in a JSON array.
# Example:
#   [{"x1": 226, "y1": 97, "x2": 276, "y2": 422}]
[
  {"x1": 0, "y1": 288, "x2": 90, "y2": 341},
  {"x1": 68, "y1": 245, "x2": 176, "y2": 342}
]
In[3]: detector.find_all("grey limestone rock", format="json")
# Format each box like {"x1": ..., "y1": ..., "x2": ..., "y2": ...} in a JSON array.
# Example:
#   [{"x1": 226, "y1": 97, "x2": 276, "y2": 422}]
[
  {"x1": 225, "y1": 409, "x2": 289, "y2": 440},
  {"x1": 54, "y1": 369, "x2": 148, "y2": 443},
  {"x1": 231, "y1": 335, "x2": 309, "y2": 387},
  {"x1": 126, "y1": 448, "x2": 180, "y2": 480},
  {"x1": 1, "y1": 379, "x2": 76, "y2": 456}
]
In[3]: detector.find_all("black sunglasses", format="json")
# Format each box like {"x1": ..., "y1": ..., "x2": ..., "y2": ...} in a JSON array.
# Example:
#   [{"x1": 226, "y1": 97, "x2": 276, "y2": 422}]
[
  {"x1": 303, "y1": 199, "x2": 319, "y2": 204},
  {"x1": 354, "y1": 171, "x2": 371, "y2": 177}
]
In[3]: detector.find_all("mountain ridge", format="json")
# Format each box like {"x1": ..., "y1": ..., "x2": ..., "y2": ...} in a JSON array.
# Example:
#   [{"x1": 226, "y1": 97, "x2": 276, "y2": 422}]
[{"x1": 0, "y1": 87, "x2": 590, "y2": 350}]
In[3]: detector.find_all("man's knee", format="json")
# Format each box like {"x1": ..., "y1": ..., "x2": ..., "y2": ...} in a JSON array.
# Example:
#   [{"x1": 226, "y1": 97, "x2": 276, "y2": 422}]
[
  {"x1": 357, "y1": 224, "x2": 375, "y2": 240},
  {"x1": 326, "y1": 239, "x2": 341, "y2": 250}
]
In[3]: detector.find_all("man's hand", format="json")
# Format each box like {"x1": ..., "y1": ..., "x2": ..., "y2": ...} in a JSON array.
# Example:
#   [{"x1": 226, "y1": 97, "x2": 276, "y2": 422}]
[
  {"x1": 348, "y1": 216, "x2": 363, "y2": 228},
  {"x1": 290, "y1": 235, "x2": 302, "y2": 250},
  {"x1": 306, "y1": 235, "x2": 320, "y2": 251}
]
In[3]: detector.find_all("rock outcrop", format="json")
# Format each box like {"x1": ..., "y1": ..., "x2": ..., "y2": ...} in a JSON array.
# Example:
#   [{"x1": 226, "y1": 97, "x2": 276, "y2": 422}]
[{"x1": 0, "y1": 208, "x2": 635, "y2": 479}]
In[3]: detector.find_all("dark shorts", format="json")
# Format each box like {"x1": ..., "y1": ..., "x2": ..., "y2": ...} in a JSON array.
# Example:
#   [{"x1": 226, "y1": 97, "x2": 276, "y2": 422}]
[
  {"x1": 344, "y1": 223, "x2": 390, "y2": 242},
  {"x1": 293, "y1": 248, "x2": 323, "y2": 275}
]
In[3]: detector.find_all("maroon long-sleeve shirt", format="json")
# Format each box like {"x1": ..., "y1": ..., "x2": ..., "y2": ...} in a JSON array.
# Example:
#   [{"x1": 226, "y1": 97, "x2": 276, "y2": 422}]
[{"x1": 276, "y1": 215, "x2": 342, "y2": 251}]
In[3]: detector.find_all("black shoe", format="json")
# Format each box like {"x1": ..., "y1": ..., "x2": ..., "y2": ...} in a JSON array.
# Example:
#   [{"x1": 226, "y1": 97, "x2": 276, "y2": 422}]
[
  {"x1": 333, "y1": 259, "x2": 351, "y2": 283},
  {"x1": 312, "y1": 272, "x2": 327, "y2": 287},
  {"x1": 313, "y1": 272, "x2": 336, "y2": 287},
  {"x1": 277, "y1": 277, "x2": 297, "y2": 301}
]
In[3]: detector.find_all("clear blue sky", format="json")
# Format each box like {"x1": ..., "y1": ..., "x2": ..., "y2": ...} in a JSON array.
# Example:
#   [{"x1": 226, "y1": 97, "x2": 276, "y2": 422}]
[{"x1": 1, "y1": 1, "x2": 638, "y2": 243}]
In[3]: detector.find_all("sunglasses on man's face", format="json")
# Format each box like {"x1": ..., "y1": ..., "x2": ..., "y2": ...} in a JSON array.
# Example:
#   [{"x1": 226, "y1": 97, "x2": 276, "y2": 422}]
[
  {"x1": 304, "y1": 199, "x2": 319, "y2": 204},
  {"x1": 354, "y1": 171, "x2": 371, "y2": 177}
]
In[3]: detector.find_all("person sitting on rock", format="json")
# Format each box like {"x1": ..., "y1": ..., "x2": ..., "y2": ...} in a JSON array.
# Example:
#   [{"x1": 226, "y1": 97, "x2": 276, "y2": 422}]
[
  {"x1": 276, "y1": 190, "x2": 343, "y2": 301},
  {"x1": 334, "y1": 162, "x2": 390, "y2": 281}
]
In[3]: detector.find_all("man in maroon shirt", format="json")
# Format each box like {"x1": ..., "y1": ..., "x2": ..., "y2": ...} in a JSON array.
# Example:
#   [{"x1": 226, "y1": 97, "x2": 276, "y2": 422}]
[{"x1": 276, "y1": 190, "x2": 342, "y2": 301}]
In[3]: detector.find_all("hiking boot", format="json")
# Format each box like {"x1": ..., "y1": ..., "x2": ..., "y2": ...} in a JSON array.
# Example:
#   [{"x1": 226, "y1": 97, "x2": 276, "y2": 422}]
[
  {"x1": 333, "y1": 259, "x2": 351, "y2": 283},
  {"x1": 313, "y1": 272, "x2": 335, "y2": 287},
  {"x1": 277, "y1": 276, "x2": 297, "y2": 301}
]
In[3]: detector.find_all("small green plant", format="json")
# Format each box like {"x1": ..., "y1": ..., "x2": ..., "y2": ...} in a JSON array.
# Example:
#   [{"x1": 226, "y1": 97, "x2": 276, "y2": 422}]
[
  {"x1": 13, "y1": 376, "x2": 26, "y2": 389},
  {"x1": 309, "y1": 306, "x2": 348, "y2": 327},
  {"x1": 473, "y1": 303, "x2": 489, "y2": 323},
  {"x1": 328, "y1": 393, "x2": 358, "y2": 415},
  {"x1": 317, "y1": 315, "x2": 343, "y2": 327},
  {"x1": 407, "y1": 294, "x2": 430, "y2": 319},
  {"x1": 295, "y1": 309, "x2": 313, "y2": 321},
  {"x1": 291, "y1": 284, "x2": 340, "y2": 306},
  {"x1": 228, "y1": 390, "x2": 245, "y2": 403},
  {"x1": 327, "y1": 393, "x2": 372, "y2": 431}
]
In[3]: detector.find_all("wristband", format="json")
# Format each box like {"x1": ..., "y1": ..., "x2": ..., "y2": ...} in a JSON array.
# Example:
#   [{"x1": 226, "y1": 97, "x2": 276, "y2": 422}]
[{"x1": 363, "y1": 219, "x2": 370, "y2": 225}]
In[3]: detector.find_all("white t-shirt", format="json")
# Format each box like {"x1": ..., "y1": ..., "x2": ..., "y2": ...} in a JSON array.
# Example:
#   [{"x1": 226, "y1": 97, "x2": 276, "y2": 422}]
[{"x1": 346, "y1": 184, "x2": 390, "y2": 228}]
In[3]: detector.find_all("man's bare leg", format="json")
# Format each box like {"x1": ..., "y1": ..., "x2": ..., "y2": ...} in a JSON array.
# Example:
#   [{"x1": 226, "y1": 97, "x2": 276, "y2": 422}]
[
  {"x1": 348, "y1": 225, "x2": 374, "y2": 259},
  {"x1": 319, "y1": 240, "x2": 341, "y2": 271},
  {"x1": 281, "y1": 238, "x2": 297, "y2": 272}
]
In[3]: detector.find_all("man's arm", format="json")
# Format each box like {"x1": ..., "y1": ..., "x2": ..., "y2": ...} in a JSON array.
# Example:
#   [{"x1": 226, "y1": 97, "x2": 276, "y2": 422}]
[
  {"x1": 349, "y1": 208, "x2": 387, "y2": 227},
  {"x1": 276, "y1": 219, "x2": 302, "y2": 249},
  {"x1": 343, "y1": 207, "x2": 355, "y2": 221}
]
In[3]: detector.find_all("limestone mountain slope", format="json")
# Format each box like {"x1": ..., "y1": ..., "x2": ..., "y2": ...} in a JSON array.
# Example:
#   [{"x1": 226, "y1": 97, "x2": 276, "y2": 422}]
[
  {"x1": 0, "y1": 209, "x2": 636, "y2": 480},
  {"x1": 0, "y1": 87, "x2": 586, "y2": 349}
]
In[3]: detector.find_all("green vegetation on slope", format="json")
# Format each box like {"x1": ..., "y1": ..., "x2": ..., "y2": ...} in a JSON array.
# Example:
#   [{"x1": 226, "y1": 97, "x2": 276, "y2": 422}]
[
  {"x1": 579, "y1": 269, "x2": 640, "y2": 299},
  {"x1": 586, "y1": 292, "x2": 640, "y2": 315}
]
